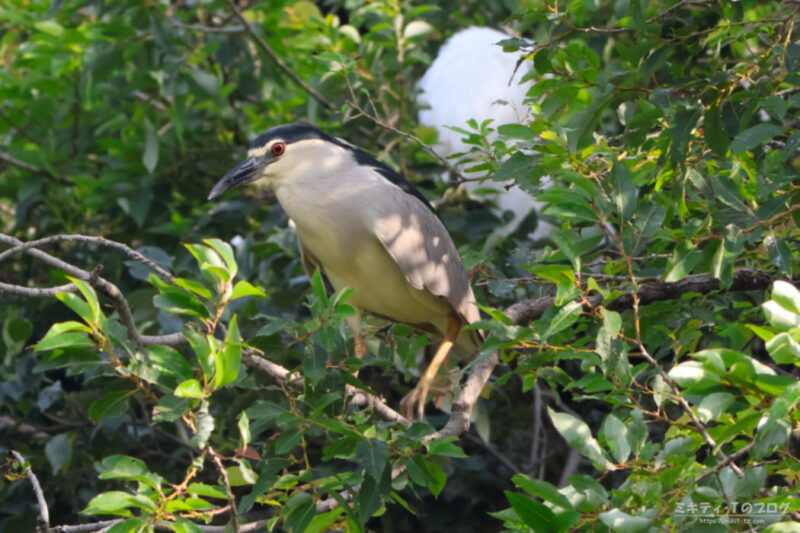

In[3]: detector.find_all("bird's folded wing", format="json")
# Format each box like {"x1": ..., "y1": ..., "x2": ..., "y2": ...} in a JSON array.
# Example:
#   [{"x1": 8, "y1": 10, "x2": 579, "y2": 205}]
[{"x1": 371, "y1": 188, "x2": 481, "y2": 328}]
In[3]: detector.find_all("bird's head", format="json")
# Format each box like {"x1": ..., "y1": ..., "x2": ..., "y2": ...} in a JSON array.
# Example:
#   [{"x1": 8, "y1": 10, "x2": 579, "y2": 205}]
[{"x1": 208, "y1": 123, "x2": 351, "y2": 200}]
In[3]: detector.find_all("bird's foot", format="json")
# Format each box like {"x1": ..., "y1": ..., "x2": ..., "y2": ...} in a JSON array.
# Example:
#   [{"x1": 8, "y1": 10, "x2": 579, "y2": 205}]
[{"x1": 400, "y1": 378, "x2": 448, "y2": 420}]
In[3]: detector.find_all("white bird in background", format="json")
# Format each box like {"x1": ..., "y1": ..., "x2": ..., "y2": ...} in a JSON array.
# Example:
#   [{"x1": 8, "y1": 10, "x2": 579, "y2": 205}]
[{"x1": 417, "y1": 26, "x2": 553, "y2": 242}]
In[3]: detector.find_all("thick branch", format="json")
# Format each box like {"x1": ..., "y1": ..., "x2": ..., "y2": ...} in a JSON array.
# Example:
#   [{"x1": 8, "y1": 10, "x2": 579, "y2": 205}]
[{"x1": 0, "y1": 281, "x2": 77, "y2": 298}]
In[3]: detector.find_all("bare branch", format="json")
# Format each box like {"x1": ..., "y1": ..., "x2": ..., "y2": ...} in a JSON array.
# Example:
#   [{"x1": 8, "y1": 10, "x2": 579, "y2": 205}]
[
  {"x1": 0, "y1": 152, "x2": 53, "y2": 177},
  {"x1": 209, "y1": 449, "x2": 239, "y2": 533},
  {"x1": 0, "y1": 281, "x2": 77, "y2": 298},
  {"x1": 0, "y1": 416, "x2": 50, "y2": 440},
  {"x1": 169, "y1": 19, "x2": 245, "y2": 33},
  {"x1": 10, "y1": 450, "x2": 50, "y2": 533},
  {"x1": 0, "y1": 234, "x2": 174, "y2": 282},
  {"x1": 0, "y1": 234, "x2": 184, "y2": 346},
  {"x1": 51, "y1": 521, "x2": 122, "y2": 533},
  {"x1": 344, "y1": 79, "x2": 470, "y2": 184},
  {"x1": 226, "y1": 0, "x2": 334, "y2": 110}
]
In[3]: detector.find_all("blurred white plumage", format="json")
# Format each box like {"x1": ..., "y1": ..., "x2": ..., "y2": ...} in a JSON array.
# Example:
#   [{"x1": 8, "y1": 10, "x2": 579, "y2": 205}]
[{"x1": 417, "y1": 26, "x2": 553, "y2": 241}]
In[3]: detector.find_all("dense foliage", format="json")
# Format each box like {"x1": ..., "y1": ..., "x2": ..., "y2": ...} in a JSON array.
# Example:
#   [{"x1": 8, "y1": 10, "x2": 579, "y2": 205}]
[{"x1": 1, "y1": 0, "x2": 798, "y2": 531}]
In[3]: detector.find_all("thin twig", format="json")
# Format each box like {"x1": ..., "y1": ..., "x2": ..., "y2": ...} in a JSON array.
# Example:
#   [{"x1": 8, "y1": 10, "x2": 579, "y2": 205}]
[
  {"x1": 170, "y1": 19, "x2": 245, "y2": 33},
  {"x1": 0, "y1": 234, "x2": 174, "y2": 281},
  {"x1": 10, "y1": 450, "x2": 50, "y2": 533},
  {"x1": 209, "y1": 449, "x2": 239, "y2": 533},
  {"x1": 51, "y1": 520, "x2": 122, "y2": 533},
  {"x1": 0, "y1": 152, "x2": 66, "y2": 184},
  {"x1": 344, "y1": 79, "x2": 469, "y2": 183},
  {"x1": 0, "y1": 234, "x2": 184, "y2": 346},
  {"x1": 226, "y1": 0, "x2": 334, "y2": 110}
]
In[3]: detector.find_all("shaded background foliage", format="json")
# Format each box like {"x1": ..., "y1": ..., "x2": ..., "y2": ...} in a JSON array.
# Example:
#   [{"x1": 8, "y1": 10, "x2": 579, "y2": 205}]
[{"x1": 1, "y1": 0, "x2": 799, "y2": 532}]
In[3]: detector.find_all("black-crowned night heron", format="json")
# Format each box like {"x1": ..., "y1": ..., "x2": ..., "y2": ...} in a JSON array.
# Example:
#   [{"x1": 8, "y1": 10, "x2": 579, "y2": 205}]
[{"x1": 208, "y1": 124, "x2": 483, "y2": 419}]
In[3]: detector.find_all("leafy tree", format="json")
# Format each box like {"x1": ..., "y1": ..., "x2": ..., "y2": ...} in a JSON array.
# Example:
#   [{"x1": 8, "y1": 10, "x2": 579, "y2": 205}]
[{"x1": 1, "y1": 0, "x2": 798, "y2": 532}]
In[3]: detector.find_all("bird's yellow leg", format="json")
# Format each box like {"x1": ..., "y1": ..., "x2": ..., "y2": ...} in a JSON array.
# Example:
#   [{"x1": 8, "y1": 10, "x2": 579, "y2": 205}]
[
  {"x1": 401, "y1": 315, "x2": 461, "y2": 420},
  {"x1": 354, "y1": 334, "x2": 367, "y2": 359}
]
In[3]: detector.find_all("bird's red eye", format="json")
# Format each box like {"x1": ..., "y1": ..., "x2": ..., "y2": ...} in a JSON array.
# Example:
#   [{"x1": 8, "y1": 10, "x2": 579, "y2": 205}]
[{"x1": 271, "y1": 142, "x2": 286, "y2": 156}]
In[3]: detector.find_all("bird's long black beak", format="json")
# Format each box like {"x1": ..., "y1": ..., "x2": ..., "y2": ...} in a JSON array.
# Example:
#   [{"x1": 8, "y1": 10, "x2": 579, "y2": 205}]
[{"x1": 208, "y1": 158, "x2": 261, "y2": 200}]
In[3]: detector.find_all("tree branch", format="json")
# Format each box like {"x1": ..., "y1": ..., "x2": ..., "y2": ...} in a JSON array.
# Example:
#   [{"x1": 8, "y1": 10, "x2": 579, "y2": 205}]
[
  {"x1": 0, "y1": 234, "x2": 184, "y2": 346},
  {"x1": 0, "y1": 234, "x2": 173, "y2": 281},
  {"x1": 10, "y1": 450, "x2": 50, "y2": 533},
  {"x1": 507, "y1": 269, "x2": 794, "y2": 325},
  {"x1": 226, "y1": 0, "x2": 334, "y2": 110}
]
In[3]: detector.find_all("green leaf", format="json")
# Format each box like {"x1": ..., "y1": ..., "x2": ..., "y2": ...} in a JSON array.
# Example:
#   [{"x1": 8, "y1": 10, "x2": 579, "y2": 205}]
[
  {"x1": 169, "y1": 518, "x2": 204, "y2": 533},
  {"x1": 772, "y1": 280, "x2": 800, "y2": 315},
  {"x1": 356, "y1": 438, "x2": 388, "y2": 482},
  {"x1": 45, "y1": 433, "x2": 72, "y2": 473},
  {"x1": 504, "y1": 491, "x2": 556, "y2": 531},
  {"x1": 494, "y1": 151, "x2": 531, "y2": 182},
  {"x1": 34, "y1": 322, "x2": 95, "y2": 351},
  {"x1": 598, "y1": 508, "x2": 652, "y2": 532},
  {"x1": 763, "y1": 301, "x2": 800, "y2": 330},
  {"x1": 64, "y1": 276, "x2": 103, "y2": 325},
  {"x1": 697, "y1": 392, "x2": 735, "y2": 423},
  {"x1": 428, "y1": 437, "x2": 467, "y2": 458},
  {"x1": 547, "y1": 408, "x2": 613, "y2": 471},
  {"x1": 541, "y1": 301, "x2": 583, "y2": 341},
  {"x1": 711, "y1": 224, "x2": 746, "y2": 287},
  {"x1": 310, "y1": 269, "x2": 329, "y2": 307},
  {"x1": 84, "y1": 491, "x2": 156, "y2": 516},
  {"x1": 89, "y1": 390, "x2": 132, "y2": 420},
  {"x1": 153, "y1": 289, "x2": 210, "y2": 319},
  {"x1": 283, "y1": 493, "x2": 316, "y2": 533},
  {"x1": 143, "y1": 118, "x2": 159, "y2": 173},
  {"x1": 214, "y1": 315, "x2": 241, "y2": 389},
  {"x1": 238, "y1": 411, "x2": 251, "y2": 448},
  {"x1": 668, "y1": 361, "x2": 721, "y2": 387},
  {"x1": 302, "y1": 344, "x2": 327, "y2": 385},
  {"x1": 184, "y1": 242, "x2": 231, "y2": 285},
  {"x1": 96, "y1": 455, "x2": 163, "y2": 491},
  {"x1": 765, "y1": 333, "x2": 800, "y2": 364},
  {"x1": 511, "y1": 474, "x2": 573, "y2": 510},
  {"x1": 766, "y1": 236, "x2": 793, "y2": 275},
  {"x1": 230, "y1": 280, "x2": 266, "y2": 300},
  {"x1": 187, "y1": 483, "x2": 230, "y2": 500},
  {"x1": 203, "y1": 238, "x2": 238, "y2": 280},
  {"x1": 174, "y1": 379, "x2": 204, "y2": 399},
  {"x1": 703, "y1": 104, "x2": 729, "y2": 157},
  {"x1": 730, "y1": 123, "x2": 785, "y2": 154},
  {"x1": 35, "y1": 19, "x2": 64, "y2": 36},
  {"x1": 190, "y1": 403, "x2": 214, "y2": 449},
  {"x1": 601, "y1": 414, "x2": 630, "y2": 464},
  {"x1": 185, "y1": 327, "x2": 214, "y2": 381},
  {"x1": 55, "y1": 292, "x2": 95, "y2": 326},
  {"x1": 610, "y1": 159, "x2": 637, "y2": 220},
  {"x1": 357, "y1": 474, "x2": 383, "y2": 526},
  {"x1": 668, "y1": 107, "x2": 700, "y2": 165},
  {"x1": 549, "y1": 230, "x2": 581, "y2": 271},
  {"x1": 403, "y1": 20, "x2": 432, "y2": 39},
  {"x1": 138, "y1": 345, "x2": 194, "y2": 388}
]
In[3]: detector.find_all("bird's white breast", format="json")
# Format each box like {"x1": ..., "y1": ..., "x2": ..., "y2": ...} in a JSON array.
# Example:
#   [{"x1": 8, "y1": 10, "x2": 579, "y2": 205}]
[{"x1": 274, "y1": 155, "x2": 451, "y2": 332}]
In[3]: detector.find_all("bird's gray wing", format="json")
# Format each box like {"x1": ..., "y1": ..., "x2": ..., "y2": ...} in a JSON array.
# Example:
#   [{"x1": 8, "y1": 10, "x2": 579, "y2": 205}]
[{"x1": 371, "y1": 186, "x2": 482, "y2": 329}]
